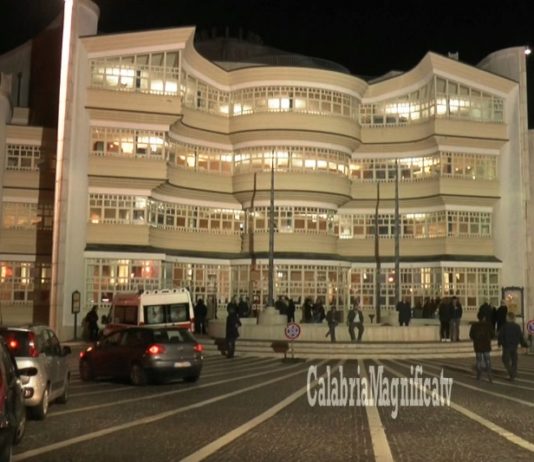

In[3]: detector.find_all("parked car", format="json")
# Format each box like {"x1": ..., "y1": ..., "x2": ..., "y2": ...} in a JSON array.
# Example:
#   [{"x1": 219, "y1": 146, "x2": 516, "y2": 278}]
[
  {"x1": 0, "y1": 336, "x2": 37, "y2": 462},
  {"x1": 79, "y1": 326, "x2": 203, "y2": 385},
  {"x1": 0, "y1": 326, "x2": 71, "y2": 420}
]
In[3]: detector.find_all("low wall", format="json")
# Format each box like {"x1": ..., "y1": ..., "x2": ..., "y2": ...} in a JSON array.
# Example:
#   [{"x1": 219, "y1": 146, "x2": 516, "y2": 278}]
[{"x1": 207, "y1": 318, "x2": 471, "y2": 343}]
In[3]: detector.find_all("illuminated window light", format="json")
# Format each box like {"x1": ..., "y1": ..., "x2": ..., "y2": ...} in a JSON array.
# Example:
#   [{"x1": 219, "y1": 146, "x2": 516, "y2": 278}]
[
  {"x1": 150, "y1": 80, "x2": 164, "y2": 92},
  {"x1": 436, "y1": 99, "x2": 447, "y2": 115}
]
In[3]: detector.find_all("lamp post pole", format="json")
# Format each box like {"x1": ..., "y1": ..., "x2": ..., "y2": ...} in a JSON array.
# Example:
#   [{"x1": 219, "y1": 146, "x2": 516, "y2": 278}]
[
  {"x1": 267, "y1": 151, "x2": 275, "y2": 307},
  {"x1": 395, "y1": 159, "x2": 400, "y2": 306}
]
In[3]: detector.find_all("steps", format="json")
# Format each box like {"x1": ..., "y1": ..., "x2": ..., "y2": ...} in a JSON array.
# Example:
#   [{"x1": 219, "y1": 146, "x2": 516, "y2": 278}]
[{"x1": 199, "y1": 337, "x2": 496, "y2": 359}]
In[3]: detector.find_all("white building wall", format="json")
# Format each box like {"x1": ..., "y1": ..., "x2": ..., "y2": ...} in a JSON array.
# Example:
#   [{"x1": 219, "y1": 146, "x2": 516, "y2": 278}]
[
  {"x1": 478, "y1": 47, "x2": 531, "y2": 323},
  {"x1": 52, "y1": 0, "x2": 98, "y2": 339}
]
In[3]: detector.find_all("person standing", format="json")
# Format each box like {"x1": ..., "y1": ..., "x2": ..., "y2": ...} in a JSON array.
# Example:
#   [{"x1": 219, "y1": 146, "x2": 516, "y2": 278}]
[
  {"x1": 325, "y1": 306, "x2": 338, "y2": 342},
  {"x1": 498, "y1": 312, "x2": 528, "y2": 381},
  {"x1": 347, "y1": 301, "x2": 365, "y2": 343},
  {"x1": 225, "y1": 307, "x2": 241, "y2": 359},
  {"x1": 396, "y1": 297, "x2": 411, "y2": 326},
  {"x1": 438, "y1": 298, "x2": 453, "y2": 342},
  {"x1": 85, "y1": 305, "x2": 99, "y2": 341},
  {"x1": 450, "y1": 297, "x2": 463, "y2": 342},
  {"x1": 314, "y1": 297, "x2": 326, "y2": 323},
  {"x1": 226, "y1": 295, "x2": 238, "y2": 315},
  {"x1": 238, "y1": 296, "x2": 250, "y2": 318},
  {"x1": 194, "y1": 298, "x2": 208, "y2": 334},
  {"x1": 469, "y1": 315, "x2": 493, "y2": 382},
  {"x1": 287, "y1": 298, "x2": 296, "y2": 323},
  {"x1": 477, "y1": 300, "x2": 495, "y2": 337},
  {"x1": 302, "y1": 297, "x2": 313, "y2": 323}
]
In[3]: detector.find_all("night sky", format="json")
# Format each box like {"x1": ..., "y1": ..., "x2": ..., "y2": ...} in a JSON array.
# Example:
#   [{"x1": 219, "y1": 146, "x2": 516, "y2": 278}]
[{"x1": 2, "y1": 0, "x2": 534, "y2": 120}]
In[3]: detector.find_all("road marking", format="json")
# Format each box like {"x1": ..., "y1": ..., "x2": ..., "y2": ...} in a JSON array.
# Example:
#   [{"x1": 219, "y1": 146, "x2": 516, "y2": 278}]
[
  {"x1": 69, "y1": 360, "x2": 282, "y2": 397},
  {"x1": 384, "y1": 360, "x2": 534, "y2": 453},
  {"x1": 180, "y1": 361, "x2": 342, "y2": 462},
  {"x1": 419, "y1": 359, "x2": 534, "y2": 388},
  {"x1": 13, "y1": 361, "x2": 322, "y2": 461},
  {"x1": 426, "y1": 357, "x2": 534, "y2": 381},
  {"x1": 48, "y1": 360, "x2": 310, "y2": 417},
  {"x1": 358, "y1": 359, "x2": 394, "y2": 462},
  {"x1": 414, "y1": 361, "x2": 534, "y2": 405}
]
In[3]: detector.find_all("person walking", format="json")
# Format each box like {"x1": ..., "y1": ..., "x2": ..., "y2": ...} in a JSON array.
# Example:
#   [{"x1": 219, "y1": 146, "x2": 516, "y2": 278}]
[
  {"x1": 495, "y1": 300, "x2": 508, "y2": 333},
  {"x1": 396, "y1": 297, "x2": 411, "y2": 326},
  {"x1": 225, "y1": 307, "x2": 241, "y2": 359},
  {"x1": 450, "y1": 297, "x2": 463, "y2": 342},
  {"x1": 325, "y1": 306, "x2": 338, "y2": 342},
  {"x1": 438, "y1": 298, "x2": 453, "y2": 342},
  {"x1": 469, "y1": 315, "x2": 493, "y2": 382},
  {"x1": 498, "y1": 312, "x2": 528, "y2": 381}
]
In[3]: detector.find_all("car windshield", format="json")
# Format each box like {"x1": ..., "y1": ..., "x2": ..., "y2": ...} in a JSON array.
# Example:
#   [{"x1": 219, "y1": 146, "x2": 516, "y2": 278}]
[
  {"x1": 0, "y1": 330, "x2": 31, "y2": 357},
  {"x1": 152, "y1": 328, "x2": 196, "y2": 344}
]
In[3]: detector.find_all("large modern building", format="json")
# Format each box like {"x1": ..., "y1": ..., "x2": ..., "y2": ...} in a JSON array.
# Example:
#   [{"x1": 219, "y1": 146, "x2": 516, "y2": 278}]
[{"x1": 1, "y1": 0, "x2": 532, "y2": 339}]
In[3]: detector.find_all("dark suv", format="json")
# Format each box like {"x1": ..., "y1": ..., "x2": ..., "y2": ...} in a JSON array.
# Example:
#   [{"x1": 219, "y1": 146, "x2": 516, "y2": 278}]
[{"x1": 0, "y1": 336, "x2": 36, "y2": 462}]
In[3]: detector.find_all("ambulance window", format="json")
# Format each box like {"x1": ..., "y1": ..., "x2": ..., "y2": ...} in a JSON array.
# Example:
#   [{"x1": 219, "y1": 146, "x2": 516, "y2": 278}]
[{"x1": 168, "y1": 303, "x2": 189, "y2": 322}]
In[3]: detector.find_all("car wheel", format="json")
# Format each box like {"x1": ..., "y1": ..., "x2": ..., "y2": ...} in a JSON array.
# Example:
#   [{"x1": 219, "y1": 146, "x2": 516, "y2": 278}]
[
  {"x1": 56, "y1": 374, "x2": 70, "y2": 404},
  {"x1": 130, "y1": 363, "x2": 147, "y2": 386},
  {"x1": 13, "y1": 408, "x2": 26, "y2": 444},
  {"x1": 79, "y1": 360, "x2": 94, "y2": 382},
  {"x1": 30, "y1": 386, "x2": 49, "y2": 420},
  {"x1": 184, "y1": 374, "x2": 199, "y2": 383}
]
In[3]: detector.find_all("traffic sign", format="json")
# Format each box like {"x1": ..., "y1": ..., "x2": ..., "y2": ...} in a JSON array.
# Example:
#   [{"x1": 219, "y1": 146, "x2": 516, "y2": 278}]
[
  {"x1": 527, "y1": 319, "x2": 534, "y2": 335},
  {"x1": 285, "y1": 322, "x2": 301, "y2": 340}
]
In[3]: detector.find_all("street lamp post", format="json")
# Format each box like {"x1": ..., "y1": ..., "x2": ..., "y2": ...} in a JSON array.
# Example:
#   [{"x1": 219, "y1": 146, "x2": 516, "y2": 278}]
[{"x1": 267, "y1": 151, "x2": 275, "y2": 307}]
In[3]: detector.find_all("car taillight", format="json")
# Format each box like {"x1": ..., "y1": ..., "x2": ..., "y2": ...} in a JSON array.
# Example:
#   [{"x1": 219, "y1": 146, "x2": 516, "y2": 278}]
[
  {"x1": 193, "y1": 343, "x2": 203, "y2": 353},
  {"x1": 28, "y1": 332, "x2": 39, "y2": 358},
  {"x1": 146, "y1": 344, "x2": 166, "y2": 356},
  {"x1": 80, "y1": 346, "x2": 93, "y2": 359},
  {"x1": 7, "y1": 339, "x2": 18, "y2": 350}
]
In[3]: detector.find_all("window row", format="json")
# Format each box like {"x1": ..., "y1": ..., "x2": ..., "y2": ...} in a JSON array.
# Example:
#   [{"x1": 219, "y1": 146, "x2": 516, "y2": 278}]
[
  {"x1": 5, "y1": 144, "x2": 42, "y2": 171},
  {"x1": 359, "y1": 76, "x2": 504, "y2": 126},
  {"x1": 0, "y1": 261, "x2": 51, "y2": 303},
  {"x1": 350, "y1": 152, "x2": 497, "y2": 181},
  {"x1": 2, "y1": 202, "x2": 54, "y2": 230},
  {"x1": 182, "y1": 72, "x2": 359, "y2": 120},
  {"x1": 88, "y1": 195, "x2": 244, "y2": 233},
  {"x1": 89, "y1": 128, "x2": 499, "y2": 182},
  {"x1": 91, "y1": 127, "x2": 166, "y2": 159},
  {"x1": 89, "y1": 54, "x2": 504, "y2": 127},
  {"x1": 84, "y1": 258, "x2": 500, "y2": 313},
  {"x1": 88, "y1": 195, "x2": 492, "y2": 239},
  {"x1": 90, "y1": 51, "x2": 180, "y2": 96},
  {"x1": 338, "y1": 211, "x2": 492, "y2": 239}
]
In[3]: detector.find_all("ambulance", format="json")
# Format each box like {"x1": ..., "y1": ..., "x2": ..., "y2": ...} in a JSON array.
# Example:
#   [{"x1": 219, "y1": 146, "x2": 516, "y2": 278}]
[{"x1": 102, "y1": 288, "x2": 195, "y2": 336}]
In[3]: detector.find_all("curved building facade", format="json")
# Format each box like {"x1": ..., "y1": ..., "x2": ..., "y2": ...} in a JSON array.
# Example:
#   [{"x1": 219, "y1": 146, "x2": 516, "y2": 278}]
[{"x1": 0, "y1": 0, "x2": 531, "y2": 338}]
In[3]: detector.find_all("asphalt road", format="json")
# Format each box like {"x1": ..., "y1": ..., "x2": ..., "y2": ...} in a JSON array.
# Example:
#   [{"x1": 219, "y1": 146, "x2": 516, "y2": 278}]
[{"x1": 11, "y1": 347, "x2": 534, "y2": 462}]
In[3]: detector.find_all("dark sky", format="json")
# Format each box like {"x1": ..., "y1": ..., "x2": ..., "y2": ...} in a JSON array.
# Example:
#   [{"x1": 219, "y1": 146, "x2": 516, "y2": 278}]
[{"x1": 2, "y1": 0, "x2": 534, "y2": 115}]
